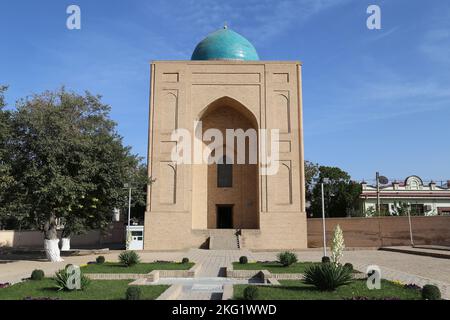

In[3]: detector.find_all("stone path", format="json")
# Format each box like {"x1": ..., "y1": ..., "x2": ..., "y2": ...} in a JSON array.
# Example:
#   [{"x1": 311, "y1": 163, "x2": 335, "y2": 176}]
[
  {"x1": 187, "y1": 249, "x2": 253, "y2": 277},
  {"x1": 175, "y1": 249, "x2": 254, "y2": 300}
]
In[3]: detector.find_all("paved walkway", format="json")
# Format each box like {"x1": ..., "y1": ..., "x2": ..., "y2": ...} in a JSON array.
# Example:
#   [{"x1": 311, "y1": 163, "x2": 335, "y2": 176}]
[
  {"x1": 380, "y1": 246, "x2": 450, "y2": 259},
  {"x1": 1, "y1": 248, "x2": 449, "y2": 299},
  {"x1": 175, "y1": 249, "x2": 255, "y2": 300},
  {"x1": 187, "y1": 249, "x2": 253, "y2": 277}
]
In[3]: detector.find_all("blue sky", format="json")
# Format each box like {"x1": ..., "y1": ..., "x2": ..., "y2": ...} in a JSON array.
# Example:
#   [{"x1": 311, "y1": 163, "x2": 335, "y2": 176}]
[{"x1": 1, "y1": 0, "x2": 449, "y2": 184}]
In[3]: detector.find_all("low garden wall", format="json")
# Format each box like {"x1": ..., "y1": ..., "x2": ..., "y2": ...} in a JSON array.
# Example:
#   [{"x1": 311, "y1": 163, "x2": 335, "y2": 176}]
[
  {"x1": 226, "y1": 269, "x2": 261, "y2": 279},
  {"x1": 87, "y1": 263, "x2": 200, "y2": 282},
  {"x1": 307, "y1": 216, "x2": 450, "y2": 248},
  {"x1": 0, "y1": 222, "x2": 125, "y2": 248}
]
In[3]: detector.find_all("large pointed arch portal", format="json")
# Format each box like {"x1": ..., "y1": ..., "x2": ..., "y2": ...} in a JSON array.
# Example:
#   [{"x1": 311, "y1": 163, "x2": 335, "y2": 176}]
[{"x1": 191, "y1": 97, "x2": 259, "y2": 230}]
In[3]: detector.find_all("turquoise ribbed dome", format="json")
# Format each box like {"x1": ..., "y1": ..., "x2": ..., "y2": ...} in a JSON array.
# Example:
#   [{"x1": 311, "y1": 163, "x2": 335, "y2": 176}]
[{"x1": 191, "y1": 27, "x2": 259, "y2": 61}]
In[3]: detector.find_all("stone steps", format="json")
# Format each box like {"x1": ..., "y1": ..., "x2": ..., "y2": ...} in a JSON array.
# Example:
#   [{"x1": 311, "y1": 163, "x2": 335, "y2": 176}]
[{"x1": 209, "y1": 230, "x2": 239, "y2": 250}]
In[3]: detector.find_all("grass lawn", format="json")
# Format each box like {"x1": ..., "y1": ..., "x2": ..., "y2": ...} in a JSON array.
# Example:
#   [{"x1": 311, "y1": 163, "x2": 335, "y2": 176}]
[
  {"x1": 232, "y1": 262, "x2": 319, "y2": 273},
  {"x1": 0, "y1": 278, "x2": 169, "y2": 300},
  {"x1": 81, "y1": 262, "x2": 194, "y2": 274},
  {"x1": 233, "y1": 279, "x2": 422, "y2": 300}
]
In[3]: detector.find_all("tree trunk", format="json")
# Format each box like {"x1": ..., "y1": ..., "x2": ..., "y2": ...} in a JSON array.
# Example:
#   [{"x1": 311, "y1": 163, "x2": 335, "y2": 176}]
[
  {"x1": 61, "y1": 237, "x2": 71, "y2": 251},
  {"x1": 43, "y1": 215, "x2": 64, "y2": 262}
]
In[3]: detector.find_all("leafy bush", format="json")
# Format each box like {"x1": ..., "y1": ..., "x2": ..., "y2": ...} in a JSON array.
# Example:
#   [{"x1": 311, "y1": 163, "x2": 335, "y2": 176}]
[
  {"x1": 30, "y1": 269, "x2": 45, "y2": 281},
  {"x1": 96, "y1": 256, "x2": 105, "y2": 264},
  {"x1": 421, "y1": 284, "x2": 441, "y2": 300},
  {"x1": 181, "y1": 257, "x2": 189, "y2": 264},
  {"x1": 239, "y1": 256, "x2": 248, "y2": 264},
  {"x1": 277, "y1": 251, "x2": 297, "y2": 267},
  {"x1": 321, "y1": 256, "x2": 331, "y2": 263},
  {"x1": 303, "y1": 263, "x2": 353, "y2": 291},
  {"x1": 126, "y1": 286, "x2": 141, "y2": 300},
  {"x1": 343, "y1": 263, "x2": 353, "y2": 271},
  {"x1": 119, "y1": 251, "x2": 141, "y2": 267},
  {"x1": 54, "y1": 265, "x2": 90, "y2": 291},
  {"x1": 243, "y1": 286, "x2": 259, "y2": 300}
]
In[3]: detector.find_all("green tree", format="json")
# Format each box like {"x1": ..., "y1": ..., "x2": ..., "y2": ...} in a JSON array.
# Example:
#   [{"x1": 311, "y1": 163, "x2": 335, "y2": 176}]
[
  {"x1": 0, "y1": 85, "x2": 15, "y2": 229},
  {"x1": 3, "y1": 88, "x2": 142, "y2": 258},
  {"x1": 310, "y1": 166, "x2": 361, "y2": 218},
  {"x1": 304, "y1": 160, "x2": 319, "y2": 203},
  {"x1": 119, "y1": 163, "x2": 150, "y2": 224}
]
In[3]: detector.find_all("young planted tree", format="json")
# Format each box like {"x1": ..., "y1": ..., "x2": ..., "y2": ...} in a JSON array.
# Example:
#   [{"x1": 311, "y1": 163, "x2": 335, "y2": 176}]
[{"x1": 5, "y1": 88, "x2": 140, "y2": 260}]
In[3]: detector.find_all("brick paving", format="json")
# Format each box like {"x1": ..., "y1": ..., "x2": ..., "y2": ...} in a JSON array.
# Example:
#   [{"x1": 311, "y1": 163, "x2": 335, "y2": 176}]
[{"x1": 174, "y1": 249, "x2": 253, "y2": 300}]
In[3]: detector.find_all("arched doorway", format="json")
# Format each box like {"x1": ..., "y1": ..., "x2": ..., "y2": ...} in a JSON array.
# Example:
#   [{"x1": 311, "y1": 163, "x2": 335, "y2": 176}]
[{"x1": 193, "y1": 97, "x2": 259, "y2": 229}]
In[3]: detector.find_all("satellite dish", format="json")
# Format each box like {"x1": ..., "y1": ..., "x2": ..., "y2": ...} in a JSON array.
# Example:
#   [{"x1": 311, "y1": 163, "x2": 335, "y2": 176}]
[{"x1": 378, "y1": 176, "x2": 389, "y2": 185}]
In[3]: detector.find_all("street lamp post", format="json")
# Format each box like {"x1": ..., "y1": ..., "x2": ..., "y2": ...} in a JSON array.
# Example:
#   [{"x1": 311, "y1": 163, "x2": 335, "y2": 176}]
[
  {"x1": 321, "y1": 178, "x2": 330, "y2": 257},
  {"x1": 127, "y1": 185, "x2": 132, "y2": 228},
  {"x1": 124, "y1": 183, "x2": 132, "y2": 250}
]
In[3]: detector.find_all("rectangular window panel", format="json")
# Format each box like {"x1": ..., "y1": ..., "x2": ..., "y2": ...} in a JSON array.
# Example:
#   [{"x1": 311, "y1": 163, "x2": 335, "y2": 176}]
[
  {"x1": 217, "y1": 161, "x2": 232, "y2": 188},
  {"x1": 410, "y1": 204, "x2": 424, "y2": 215}
]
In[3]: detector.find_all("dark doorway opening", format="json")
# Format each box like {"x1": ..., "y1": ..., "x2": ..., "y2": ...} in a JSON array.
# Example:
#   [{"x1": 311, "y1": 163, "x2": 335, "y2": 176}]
[{"x1": 216, "y1": 205, "x2": 233, "y2": 229}]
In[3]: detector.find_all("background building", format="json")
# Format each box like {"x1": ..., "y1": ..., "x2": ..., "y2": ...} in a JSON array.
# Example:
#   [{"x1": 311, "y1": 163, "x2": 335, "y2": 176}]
[{"x1": 361, "y1": 175, "x2": 450, "y2": 216}]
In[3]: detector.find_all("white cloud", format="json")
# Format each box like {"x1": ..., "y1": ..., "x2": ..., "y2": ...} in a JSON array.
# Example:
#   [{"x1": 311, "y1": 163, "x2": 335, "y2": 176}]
[{"x1": 149, "y1": 0, "x2": 354, "y2": 47}]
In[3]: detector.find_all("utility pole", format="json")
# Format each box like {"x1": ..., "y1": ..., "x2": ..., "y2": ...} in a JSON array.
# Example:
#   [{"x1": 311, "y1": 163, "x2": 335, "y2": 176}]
[{"x1": 376, "y1": 172, "x2": 380, "y2": 216}]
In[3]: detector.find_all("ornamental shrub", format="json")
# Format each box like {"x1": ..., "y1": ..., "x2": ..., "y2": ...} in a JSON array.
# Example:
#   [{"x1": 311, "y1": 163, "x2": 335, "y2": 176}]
[
  {"x1": 277, "y1": 251, "x2": 297, "y2": 267},
  {"x1": 126, "y1": 286, "x2": 141, "y2": 300},
  {"x1": 54, "y1": 265, "x2": 90, "y2": 291},
  {"x1": 239, "y1": 256, "x2": 248, "y2": 264},
  {"x1": 343, "y1": 263, "x2": 353, "y2": 272},
  {"x1": 31, "y1": 269, "x2": 45, "y2": 281},
  {"x1": 181, "y1": 257, "x2": 189, "y2": 264},
  {"x1": 421, "y1": 284, "x2": 441, "y2": 300},
  {"x1": 303, "y1": 263, "x2": 353, "y2": 291},
  {"x1": 321, "y1": 256, "x2": 331, "y2": 263},
  {"x1": 96, "y1": 256, "x2": 105, "y2": 264},
  {"x1": 119, "y1": 251, "x2": 140, "y2": 267}
]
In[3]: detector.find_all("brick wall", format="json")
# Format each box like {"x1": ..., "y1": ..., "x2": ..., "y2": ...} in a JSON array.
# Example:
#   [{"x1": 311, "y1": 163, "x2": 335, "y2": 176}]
[
  {"x1": 307, "y1": 216, "x2": 450, "y2": 247},
  {"x1": 0, "y1": 222, "x2": 125, "y2": 248}
]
